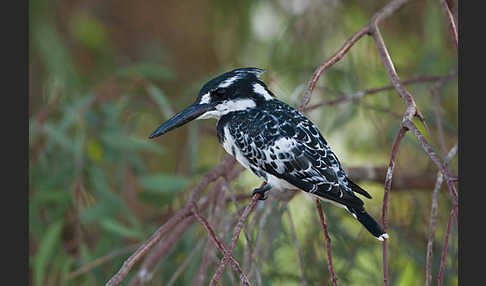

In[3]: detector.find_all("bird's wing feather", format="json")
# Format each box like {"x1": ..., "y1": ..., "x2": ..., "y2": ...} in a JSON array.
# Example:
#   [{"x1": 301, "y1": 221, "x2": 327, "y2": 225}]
[{"x1": 222, "y1": 100, "x2": 365, "y2": 208}]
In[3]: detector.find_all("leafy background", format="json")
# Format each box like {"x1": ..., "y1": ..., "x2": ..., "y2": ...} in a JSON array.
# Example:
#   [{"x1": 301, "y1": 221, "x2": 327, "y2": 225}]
[{"x1": 29, "y1": 0, "x2": 458, "y2": 285}]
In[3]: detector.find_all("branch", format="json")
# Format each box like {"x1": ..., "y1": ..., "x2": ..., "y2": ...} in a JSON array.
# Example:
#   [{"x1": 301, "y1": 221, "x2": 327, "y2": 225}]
[
  {"x1": 437, "y1": 206, "x2": 457, "y2": 286},
  {"x1": 166, "y1": 240, "x2": 205, "y2": 286},
  {"x1": 298, "y1": 26, "x2": 370, "y2": 112},
  {"x1": 285, "y1": 207, "x2": 309, "y2": 286},
  {"x1": 194, "y1": 183, "x2": 227, "y2": 286},
  {"x1": 346, "y1": 165, "x2": 441, "y2": 191},
  {"x1": 298, "y1": 0, "x2": 411, "y2": 113},
  {"x1": 296, "y1": 1, "x2": 458, "y2": 286},
  {"x1": 425, "y1": 145, "x2": 457, "y2": 286},
  {"x1": 381, "y1": 127, "x2": 407, "y2": 286},
  {"x1": 105, "y1": 156, "x2": 236, "y2": 286},
  {"x1": 316, "y1": 199, "x2": 338, "y2": 286},
  {"x1": 67, "y1": 244, "x2": 139, "y2": 280},
  {"x1": 248, "y1": 200, "x2": 274, "y2": 285},
  {"x1": 209, "y1": 192, "x2": 262, "y2": 286},
  {"x1": 403, "y1": 120, "x2": 458, "y2": 205},
  {"x1": 304, "y1": 73, "x2": 456, "y2": 112},
  {"x1": 192, "y1": 204, "x2": 251, "y2": 286},
  {"x1": 127, "y1": 216, "x2": 195, "y2": 286},
  {"x1": 438, "y1": 0, "x2": 458, "y2": 52}
]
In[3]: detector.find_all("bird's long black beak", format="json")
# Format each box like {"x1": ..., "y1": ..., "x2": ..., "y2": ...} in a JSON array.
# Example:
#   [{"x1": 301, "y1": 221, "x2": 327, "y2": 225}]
[{"x1": 148, "y1": 103, "x2": 214, "y2": 139}]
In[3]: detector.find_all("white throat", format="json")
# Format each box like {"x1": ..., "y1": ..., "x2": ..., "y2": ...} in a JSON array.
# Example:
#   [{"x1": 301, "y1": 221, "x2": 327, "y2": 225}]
[{"x1": 197, "y1": 99, "x2": 256, "y2": 120}]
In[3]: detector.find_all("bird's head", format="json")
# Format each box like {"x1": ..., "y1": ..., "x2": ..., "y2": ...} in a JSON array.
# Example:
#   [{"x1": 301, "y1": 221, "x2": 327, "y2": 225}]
[{"x1": 149, "y1": 67, "x2": 274, "y2": 139}]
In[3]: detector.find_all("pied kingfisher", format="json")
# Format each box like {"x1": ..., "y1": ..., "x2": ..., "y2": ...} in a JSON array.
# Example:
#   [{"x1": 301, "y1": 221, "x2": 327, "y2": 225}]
[{"x1": 149, "y1": 67, "x2": 388, "y2": 241}]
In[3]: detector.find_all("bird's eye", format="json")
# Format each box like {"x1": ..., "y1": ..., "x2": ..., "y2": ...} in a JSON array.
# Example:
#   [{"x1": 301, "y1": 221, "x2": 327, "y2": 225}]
[{"x1": 214, "y1": 88, "x2": 226, "y2": 96}]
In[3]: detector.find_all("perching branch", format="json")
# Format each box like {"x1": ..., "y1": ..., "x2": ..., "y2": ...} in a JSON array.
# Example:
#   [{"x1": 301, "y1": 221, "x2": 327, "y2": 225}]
[
  {"x1": 209, "y1": 192, "x2": 262, "y2": 286},
  {"x1": 192, "y1": 204, "x2": 251, "y2": 286}
]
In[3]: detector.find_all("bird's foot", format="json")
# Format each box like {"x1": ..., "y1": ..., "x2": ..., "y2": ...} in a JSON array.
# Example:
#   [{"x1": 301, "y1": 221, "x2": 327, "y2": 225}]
[{"x1": 252, "y1": 183, "x2": 271, "y2": 200}]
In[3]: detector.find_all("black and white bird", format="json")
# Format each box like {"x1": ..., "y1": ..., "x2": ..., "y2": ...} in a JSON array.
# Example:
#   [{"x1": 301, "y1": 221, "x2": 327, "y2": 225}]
[{"x1": 149, "y1": 67, "x2": 388, "y2": 241}]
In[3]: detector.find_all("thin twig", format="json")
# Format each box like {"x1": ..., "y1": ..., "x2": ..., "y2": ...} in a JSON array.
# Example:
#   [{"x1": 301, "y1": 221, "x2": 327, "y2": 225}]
[
  {"x1": 404, "y1": 120, "x2": 458, "y2": 205},
  {"x1": 438, "y1": 0, "x2": 458, "y2": 52},
  {"x1": 304, "y1": 73, "x2": 456, "y2": 111},
  {"x1": 299, "y1": 26, "x2": 370, "y2": 112},
  {"x1": 209, "y1": 193, "x2": 262, "y2": 286},
  {"x1": 166, "y1": 240, "x2": 204, "y2": 286},
  {"x1": 286, "y1": 207, "x2": 309, "y2": 286},
  {"x1": 223, "y1": 177, "x2": 257, "y2": 283},
  {"x1": 316, "y1": 199, "x2": 338, "y2": 286},
  {"x1": 194, "y1": 184, "x2": 226, "y2": 286},
  {"x1": 248, "y1": 200, "x2": 274, "y2": 285},
  {"x1": 127, "y1": 216, "x2": 195, "y2": 286},
  {"x1": 437, "y1": 206, "x2": 457, "y2": 286},
  {"x1": 299, "y1": 0, "x2": 411, "y2": 113},
  {"x1": 382, "y1": 127, "x2": 407, "y2": 286},
  {"x1": 193, "y1": 204, "x2": 251, "y2": 286},
  {"x1": 105, "y1": 156, "x2": 236, "y2": 286},
  {"x1": 67, "y1": 244, "x2": 140, "y2": 280},
  {"x1": 425, "y1": 145, "x2": 457, "y2": 286}
]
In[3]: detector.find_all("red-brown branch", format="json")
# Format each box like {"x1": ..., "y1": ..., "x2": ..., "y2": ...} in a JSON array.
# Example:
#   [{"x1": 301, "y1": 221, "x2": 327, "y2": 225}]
[
  {"x1": 299, "y1": 0, "x2": 411, "y2": 114},
  {"x1": 127, "y1": 216, "x2": 195, "y2": 286},
  {"x1": 296, "y1": 1, "x2": 457, "y2": 286},
  {"x1": 298, "y1": 26, "x2": 370, "y2": 112},
  {"x1": 304, "y1": 73, "x2": 456, "y2": 111},
  {"x1": 438, "y1": 0, "x2": 458, "y2": 53},
  {"x1": 404, "y1": 120, "x2": 458, "y2": 205},
  {"x1": 316, "y1": 199, "x2": 338, "y2": 286},
  {"x1": 192, "y1": 204, "x2": 251, "y2": 286},
  {"x1": 105, "y1": 156, "x2": 236, "y2": 286},
  {"x1": 209, "y1": 193, "x2": 261, "y2": 286},
  {"x1": 382, "y1": 127, "x2": 407, "y2": 286}
]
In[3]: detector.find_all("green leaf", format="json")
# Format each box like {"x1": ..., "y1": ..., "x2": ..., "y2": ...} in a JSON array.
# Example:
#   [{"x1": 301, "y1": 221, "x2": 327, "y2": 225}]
[
  {"x1": 86, "y1": 138, "x2": 104, "y2": 162},
  {"x1": 412, "y1": 116, "x2": 430, "y2": 142},
  {"x1": 146, "y1": 84, "x2": 175, "y2": 119},
  {"x1": 100, "y1": 131, "x2": 165, "y2": 155},
  {"x1": 116, "y1": 62, "x2": 174, "y2": 81},
  {"x1": 139, "y1": 174, "x2": 190, "y2": 194},
  {"x1": 32, "y1": 23, "x2": 79, "y2": 87},
  {"x1": 100, "y1": 218, "x2": 144, "y2": 239},
  {"x1": 33, "y1": 220, "x2": 63, "y2": 286},
  {"x1": 43, "y1": 123, "x2": 75, "y2": 152},
  {"x1": 84, "y1": 166, "x2": 140, "y2": 228},
  {"x1": 70, "y1": 14, "x2": 109, "y2": 50}
]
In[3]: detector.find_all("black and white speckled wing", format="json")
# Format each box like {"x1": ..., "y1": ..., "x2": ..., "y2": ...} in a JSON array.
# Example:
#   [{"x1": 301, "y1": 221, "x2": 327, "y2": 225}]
[{"x1": 217, "y1": 100, "x2": 366, "y2": 209}]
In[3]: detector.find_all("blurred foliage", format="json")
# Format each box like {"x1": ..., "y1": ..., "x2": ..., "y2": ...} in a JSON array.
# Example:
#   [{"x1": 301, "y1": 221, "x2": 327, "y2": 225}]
[{"x1": 29, "y1": 0, "x2": 457, "y2": 285}]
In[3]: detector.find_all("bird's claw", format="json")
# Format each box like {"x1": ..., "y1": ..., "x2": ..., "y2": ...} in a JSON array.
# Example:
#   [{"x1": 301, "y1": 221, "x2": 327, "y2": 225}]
[{"x1": 252, "y1": 183, "x2": 271, "y2": 200}]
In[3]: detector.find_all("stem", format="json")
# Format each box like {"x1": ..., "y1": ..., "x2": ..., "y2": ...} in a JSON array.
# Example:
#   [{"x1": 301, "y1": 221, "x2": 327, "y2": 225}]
[{"x1": 316, "y1": 199, "x2": 338, "y2": 286}]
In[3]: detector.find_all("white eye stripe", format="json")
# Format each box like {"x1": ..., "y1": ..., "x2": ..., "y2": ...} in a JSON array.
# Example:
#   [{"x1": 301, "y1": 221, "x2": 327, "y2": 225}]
[
  {"x1": 196, "y1": 99, "x2": 256, "y2": 120},
  {"x1": 218, "y1": 75, "x2": 240, "y2": 88},
  {"x1": 253, "y1": 83, "x2": 273, "y2": 100},
  {"x1": 199, "y1": 92, "x2": 211, "y2": 104},
  {"x1": 216, "y1": 99, "x2": 256, "y2": 113}
]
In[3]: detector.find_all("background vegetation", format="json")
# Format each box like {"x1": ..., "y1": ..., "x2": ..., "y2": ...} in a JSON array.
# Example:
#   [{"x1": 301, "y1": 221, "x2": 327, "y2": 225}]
[{"x1": 29, "y1": 0, "x2": 458, "y2": 285}]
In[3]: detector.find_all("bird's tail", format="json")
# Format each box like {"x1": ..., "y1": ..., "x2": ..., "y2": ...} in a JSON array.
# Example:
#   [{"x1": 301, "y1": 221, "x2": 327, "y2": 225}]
[{"x1": 346, "y1": 206, "x2": 389, "y2": 241}]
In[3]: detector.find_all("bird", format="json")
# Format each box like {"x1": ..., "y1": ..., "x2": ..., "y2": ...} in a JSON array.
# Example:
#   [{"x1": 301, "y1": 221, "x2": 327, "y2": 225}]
[{"x1": 149, "y1": 67, "x2": 389, "y2": 241}]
